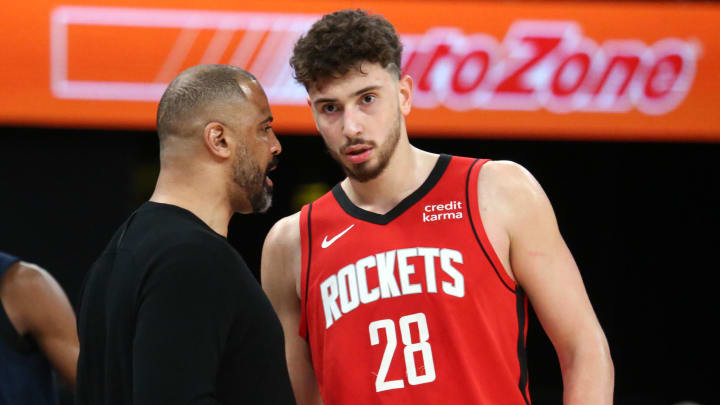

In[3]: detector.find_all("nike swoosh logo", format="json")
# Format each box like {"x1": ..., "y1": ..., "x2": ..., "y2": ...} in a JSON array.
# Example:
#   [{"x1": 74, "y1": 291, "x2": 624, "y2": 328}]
[{"x1": 321, "y1": 224, "x2": 355, "y2": 248}]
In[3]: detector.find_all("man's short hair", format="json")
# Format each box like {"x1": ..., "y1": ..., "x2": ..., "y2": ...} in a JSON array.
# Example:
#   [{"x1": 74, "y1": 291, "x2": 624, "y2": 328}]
[
  {"x1": 156, "y1": 65, "x2": 257, "y2": 141},
  {"x1": 290, "y1": 9, "x2": 403, "y2": 90}
]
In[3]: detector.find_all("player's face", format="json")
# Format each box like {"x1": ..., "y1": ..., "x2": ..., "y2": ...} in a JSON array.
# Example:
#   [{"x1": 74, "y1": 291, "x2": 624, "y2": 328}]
[
  {"x1": 229, "y1": 81, "x2": 281, "y2": 213},
  {"x1": 308, "y1": 63, "x2": 411, "y2": 182}
]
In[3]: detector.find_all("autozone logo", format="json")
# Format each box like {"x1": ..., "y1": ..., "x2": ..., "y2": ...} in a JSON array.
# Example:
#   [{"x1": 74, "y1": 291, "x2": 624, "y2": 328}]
[
  {"x1": 401, "y1": 21, "x2": 699, "y2": 115},
  {"x1": 51, "y1": 7, "x2": 699, "y2": 115}
]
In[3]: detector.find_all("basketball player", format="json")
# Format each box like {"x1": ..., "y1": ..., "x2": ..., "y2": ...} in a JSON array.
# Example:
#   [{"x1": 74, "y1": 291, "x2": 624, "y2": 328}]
[
  {"x1": 0, "y1": 250, "x2": 78, "y2": 403},
  {"x1": 75, "y1": 65, "x2": 296, "y2": 404},
  {"x1": 261, "y1": 10, "x2": 613, "y2": 404}
]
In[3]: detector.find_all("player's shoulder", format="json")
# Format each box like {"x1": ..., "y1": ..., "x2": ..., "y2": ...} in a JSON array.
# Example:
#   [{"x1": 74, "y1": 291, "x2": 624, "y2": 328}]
[
  {"x1": 264, "y1": 211, "x2": 301, "y2": 252},
  {"x1": 0, "y1": 261, "x2": 64, "y2": 334},
  {"x1": 477, "y1": 160, "x2": 556, "y2": 234},
  {"x1": 481, "y1": 159, "x2": 533, "y2": 178},
  {"x1": 262, "y1": 212, "x2": 303, "y2": 287},
  {"x1": 479, "y1": 160, "x2": 542, "y2": 195},
  {"x1": 476, "y1": 160, "x2": 551, "y2": 220},
  {"x1": 0, "y1": 261, "x2": 55, "y2": 296}
]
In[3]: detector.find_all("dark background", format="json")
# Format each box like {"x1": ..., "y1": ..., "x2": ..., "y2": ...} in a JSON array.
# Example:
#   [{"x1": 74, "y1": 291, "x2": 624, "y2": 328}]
[{"x1": 1, "y1": 126, "x2": 717, "y2": 404}]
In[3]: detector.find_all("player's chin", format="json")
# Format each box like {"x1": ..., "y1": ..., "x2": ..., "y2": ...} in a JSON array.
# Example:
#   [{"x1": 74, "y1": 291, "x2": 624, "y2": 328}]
[{"x1": 347, "y1": 165, "x2": 382, "y2": 183}]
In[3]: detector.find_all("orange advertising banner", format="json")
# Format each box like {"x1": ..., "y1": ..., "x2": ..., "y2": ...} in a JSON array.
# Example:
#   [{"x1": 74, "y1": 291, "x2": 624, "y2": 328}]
[{"x1": 1, "y1": 1, "x2": 719, "y2": 141}]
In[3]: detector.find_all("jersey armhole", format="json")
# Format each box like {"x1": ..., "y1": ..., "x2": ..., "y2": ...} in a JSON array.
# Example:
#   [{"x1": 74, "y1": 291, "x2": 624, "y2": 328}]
[
  {"x1": 0, "y1": 261, "x2": 37, "y2": 354},
  {"x1": 466, "y1": 159, "x2": 518, "y2": 293},
  {"x1": 298, "y1": 203, "x2": 312, "y2": 341}
]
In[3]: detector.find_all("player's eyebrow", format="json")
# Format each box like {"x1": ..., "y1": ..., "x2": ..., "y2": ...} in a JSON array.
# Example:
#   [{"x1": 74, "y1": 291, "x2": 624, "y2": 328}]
[
  {"x1": 351, "y1": 85, "x2": 381, "y2": 97},
  {"x1": 313, "y1": 85, "x2": 382, "y2": 106}
]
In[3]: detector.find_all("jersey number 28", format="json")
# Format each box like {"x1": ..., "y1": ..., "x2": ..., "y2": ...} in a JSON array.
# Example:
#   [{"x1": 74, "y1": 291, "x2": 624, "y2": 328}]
[{"x1": 369, "y1": 312, "x2": 436, "y2": 392}]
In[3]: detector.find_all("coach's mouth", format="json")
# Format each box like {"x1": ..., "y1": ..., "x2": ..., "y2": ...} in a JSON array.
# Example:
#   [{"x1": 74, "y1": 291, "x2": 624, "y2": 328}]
[{"x1": 265, "y1": 158, "x2": 278, "y2": 188}]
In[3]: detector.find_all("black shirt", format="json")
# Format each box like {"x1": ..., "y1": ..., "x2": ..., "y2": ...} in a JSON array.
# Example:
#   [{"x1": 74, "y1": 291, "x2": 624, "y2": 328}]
[{"x1": 75, "y1": 202, "x2": 296, "y2": 405}]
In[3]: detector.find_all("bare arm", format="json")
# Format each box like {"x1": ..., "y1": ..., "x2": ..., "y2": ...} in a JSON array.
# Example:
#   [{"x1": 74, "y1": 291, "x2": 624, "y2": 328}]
[
  {"x1": 0, "y1": 262, "x2": 79, "y2": 389},
  {"x1": 480, "y1": 161, "x2": 614, "y2": 405},
  {"x1": 261, "y1": 213, "x2": 323, "y2": 405}
]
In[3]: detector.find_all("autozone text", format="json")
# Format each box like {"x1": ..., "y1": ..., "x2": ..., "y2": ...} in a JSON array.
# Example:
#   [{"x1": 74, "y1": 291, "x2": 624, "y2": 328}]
[
  {"x1": 401, "y1": 20, "x2": 699, "y2": 115},
  {"x1": 52, "y1": 10, "x2": 701, "y2": 116},
  {"x1": 320, "y1": 248, "x2": 464, "y2": 329}
]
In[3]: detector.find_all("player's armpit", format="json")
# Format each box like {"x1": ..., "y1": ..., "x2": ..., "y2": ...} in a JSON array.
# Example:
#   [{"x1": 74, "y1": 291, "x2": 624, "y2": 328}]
[
  {"x1": 489, "y1": 161, "x2": 614, "y2": 405},
  {"x1": 3, "y1": 262, "x2": 79, "y2": 390},
  {"x1": 262, "y1": 213, "x2": 323, "y2": 405}
]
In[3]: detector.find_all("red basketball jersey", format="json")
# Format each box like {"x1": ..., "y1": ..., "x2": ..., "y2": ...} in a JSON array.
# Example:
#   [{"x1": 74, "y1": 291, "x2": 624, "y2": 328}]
[{"x1": 299, "y1": 155, "x2": 530, "y2": 404}]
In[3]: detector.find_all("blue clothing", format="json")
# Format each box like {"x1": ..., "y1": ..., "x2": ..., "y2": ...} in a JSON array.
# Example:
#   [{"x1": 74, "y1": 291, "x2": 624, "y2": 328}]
[{"x1": 0, "y1": 251, "x2": 59, "y2": 405}]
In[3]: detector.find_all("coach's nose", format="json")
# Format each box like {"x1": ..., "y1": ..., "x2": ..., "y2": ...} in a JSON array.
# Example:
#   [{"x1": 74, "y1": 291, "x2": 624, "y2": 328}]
[{"x1": 268, "y1": 129, "x2": 281, "y2": 156}]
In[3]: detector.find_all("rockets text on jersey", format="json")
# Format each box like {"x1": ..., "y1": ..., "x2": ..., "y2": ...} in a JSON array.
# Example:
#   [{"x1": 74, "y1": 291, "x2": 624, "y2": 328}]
[{"x1": 320, "y1": 247, "x2": 465, "y2": 329}]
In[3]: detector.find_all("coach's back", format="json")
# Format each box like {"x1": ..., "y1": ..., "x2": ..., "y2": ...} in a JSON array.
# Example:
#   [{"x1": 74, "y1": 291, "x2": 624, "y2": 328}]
[{"x1": 76, "y1": 202, "x2": 295, "y2": 404}]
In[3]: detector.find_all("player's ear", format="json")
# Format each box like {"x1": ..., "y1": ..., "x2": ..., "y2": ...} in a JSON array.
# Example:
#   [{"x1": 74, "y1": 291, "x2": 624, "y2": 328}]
[
  {"x1": 399, "y1": 74, "x2": 413, "y2": 116},
  {"x1": 203, "y1": 122, "x2": 232, "y2": 159}
]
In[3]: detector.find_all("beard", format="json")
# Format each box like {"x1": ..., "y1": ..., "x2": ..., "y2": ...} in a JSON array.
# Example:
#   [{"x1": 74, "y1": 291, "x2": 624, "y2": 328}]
[
  {"x1": 232, "y1": 145, "x2": 277, "y2": 213},
  {"x1": 327, "y1": 110, "x2": 402, "y2": 183}
]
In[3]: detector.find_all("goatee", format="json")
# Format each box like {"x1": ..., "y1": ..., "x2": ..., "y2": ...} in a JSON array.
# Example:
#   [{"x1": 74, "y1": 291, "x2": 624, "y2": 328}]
[{"x1": 232, "y1": 148, "x2": 278, "y2": 213}]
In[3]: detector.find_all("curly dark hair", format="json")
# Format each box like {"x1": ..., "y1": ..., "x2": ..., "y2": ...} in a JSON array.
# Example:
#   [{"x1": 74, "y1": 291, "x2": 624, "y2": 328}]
[{"x1": 290, "y1": 9, "x2": 403, "y2": 90}]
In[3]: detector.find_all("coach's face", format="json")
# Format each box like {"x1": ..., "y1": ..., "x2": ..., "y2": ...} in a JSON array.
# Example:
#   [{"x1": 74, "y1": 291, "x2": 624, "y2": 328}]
[
  {"x1": 308, "y1": 62, "x2": 413, "y2": 182},
  {"x1": 226, "y1": 80, "x2": 281, "y2": 213}
]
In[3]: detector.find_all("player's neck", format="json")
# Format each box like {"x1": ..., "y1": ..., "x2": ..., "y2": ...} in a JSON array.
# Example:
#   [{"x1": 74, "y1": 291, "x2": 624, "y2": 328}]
[
  {"x1": 342, "y1": 145, "x2": 439, "y2": 215},
  {"x1": 150, "y1": 165, "x2": 233, "y2": 237}
]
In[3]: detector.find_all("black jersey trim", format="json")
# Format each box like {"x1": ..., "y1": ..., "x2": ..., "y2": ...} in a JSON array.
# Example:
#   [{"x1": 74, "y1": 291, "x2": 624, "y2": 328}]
[
  {"x1": 464, "y1": 159, "x2": 515, "y2": 294},
  {"x1": 303, "y1": 203, "x2": 313, "y2": 342},
  {"x1": 331, "y1": 154, "x2": 452, "y2": 225},
  {"x1": 516, "y1": 287, "x2": 530, "y2": 405}
]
